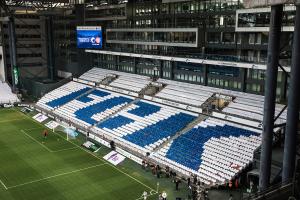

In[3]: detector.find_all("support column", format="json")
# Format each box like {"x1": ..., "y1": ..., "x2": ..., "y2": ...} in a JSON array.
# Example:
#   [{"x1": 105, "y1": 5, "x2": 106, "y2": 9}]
[
  {"x1": 240, "y1": 68, "x2": 247, "y2": 92},
  {"x1": 282, "y1": 4, "x2": 300, "y2": 183},
  {"x1": 115, "y1": 55, "x2": 119, "y2": 71},
  {"x1": 75, "y1": 4, "x2": 92, "y2": 76},
  {"x1": 203, "y1": 64, "x2": 208, "y2": 86},
  {"x1": 259, "y1": 4, "x2": 283, "y2": 191},
  {"x1": 133, "y1": 57, "x2": 138, "y2": 74},
  {"x1": 159, "y1": 60, "x2": 163, "y2": 78},
  {"x1": 170, "y1": 61, "x2": 175, "y2": 80},
  {"x1": 46, "y1": 16, "x2": 55, "y2": 80},
  {"x1": 8, "y1": 16, "x2": 17, "y2": 92}
]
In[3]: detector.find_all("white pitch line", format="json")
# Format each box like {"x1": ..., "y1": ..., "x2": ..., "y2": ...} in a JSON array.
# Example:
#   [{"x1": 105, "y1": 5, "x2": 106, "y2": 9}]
[
  {"x1": 0, "y1": 118, "x2": 26, "y2": 123},
  {"x1": 7, "y1": 163, "x2": 107, "y2": 189},
  {"x1": 21, "y1": 130, "x2": 79, "y2": 153},
  {"x1": 51, "y1": 146, "x2": 78, "y2": 152},
  {"x1": 21, "y1": 129, "x2": 53, "y2": 152},
  {"x1": 57, "y1": 136, "x2": 156, "y2": 192},
  {"x1": 20, "y1": 111, "x2": 157, "y2": 193},
  {"x1": 0, "y1": 179, "x2": 8, "y2": 190},
  {"x1": 23, "y1": 127, "x2": 44, "y2": 131}
]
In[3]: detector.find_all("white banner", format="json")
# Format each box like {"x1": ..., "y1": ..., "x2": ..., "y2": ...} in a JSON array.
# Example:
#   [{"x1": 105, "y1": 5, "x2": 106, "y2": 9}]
[
  {"x1": 45, "y1": 121, "x2": 60, "y2": 129},
  {"x1": 116, "y1": 147, "x2": 143, "y2": 165},
  {"x1": 32, "y1": 113, "x2": 48, "y2": 123},
  {"x1": 103, "y1": 151, "x2": 126, "y2": 166}
]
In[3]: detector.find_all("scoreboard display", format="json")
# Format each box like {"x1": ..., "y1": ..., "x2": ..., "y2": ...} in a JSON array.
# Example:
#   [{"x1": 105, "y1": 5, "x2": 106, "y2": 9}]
[{"x1": 77, "y1": 26, "x2": 103, "y2": 49}]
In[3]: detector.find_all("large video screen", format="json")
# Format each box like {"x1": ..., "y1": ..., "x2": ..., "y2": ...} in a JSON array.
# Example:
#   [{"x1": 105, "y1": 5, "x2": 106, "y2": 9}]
[{"x1": 77, "y1": 26, "x2": 102, "y2": 49}]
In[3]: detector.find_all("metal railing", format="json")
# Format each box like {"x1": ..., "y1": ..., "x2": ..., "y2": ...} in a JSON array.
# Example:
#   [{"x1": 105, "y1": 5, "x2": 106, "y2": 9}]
[
  {"x1": 99, "y1": 46, "x2": 276, "y2": 65},
  {"x1": 243, "y1": 180, "x2": 295, "y2": 200}
]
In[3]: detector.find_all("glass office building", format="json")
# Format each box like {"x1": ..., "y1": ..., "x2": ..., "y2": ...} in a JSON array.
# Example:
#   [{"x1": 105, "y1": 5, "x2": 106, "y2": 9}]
[{"x1": 1, "y1": 0, "x2": 294, "y2": 101}]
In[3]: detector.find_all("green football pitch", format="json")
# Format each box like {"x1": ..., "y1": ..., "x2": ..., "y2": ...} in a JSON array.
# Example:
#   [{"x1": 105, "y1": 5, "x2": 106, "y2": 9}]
[{"x1": 0, "y1": 109, "x2": 189, "y2": 200}]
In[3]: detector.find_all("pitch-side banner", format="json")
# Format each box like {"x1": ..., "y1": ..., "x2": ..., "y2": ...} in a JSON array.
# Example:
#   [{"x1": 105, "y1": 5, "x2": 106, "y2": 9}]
[
  {"x1": 45, "y1": 121, "x2": 59, "y2": 129},
  {"x1": 103, "y1": 151, "x2": 126, "y2": 166},
  {"x1": 32, "y1": 113, "x2": 48, "y2": 123},
  {"x1": 77, "y1": 26, "x2": 103, "y2": 49}
]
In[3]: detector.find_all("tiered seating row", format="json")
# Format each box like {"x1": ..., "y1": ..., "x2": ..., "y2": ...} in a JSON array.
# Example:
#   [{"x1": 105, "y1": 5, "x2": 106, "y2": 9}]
[
  {"x1": 110, "y1": 76, "x2": 151, "y2": 93},
  {"x1": 95, "y1": 100, "x2": 197, "y2": 152},
  {"x1": 79, "y1": 68, "x2": 111, "y2": 83},
  {"x1": 155, "y1": 81, "x2": 213, "y2": 107},
  {"x1": 54, "y1": 89, "x2": 133, "y2": 128},
  {"x1": 223, "y1": 99, "x2": 287, "y2": 124},
  {"x1": 123, "y1": 112, "x2": 195, "y2": 148},
  {"x1": 37, "y1": 81, "x2": 91, "y2": 111},
  {"x1": 154, "y1": 117, "x2": 261, "y2": 185},
  {"x1": 79, "y1": 67, "x2": 151, "y2": 93},
  {"x1": 158, "y1": 78, "x2": 287, "y2": 124}
]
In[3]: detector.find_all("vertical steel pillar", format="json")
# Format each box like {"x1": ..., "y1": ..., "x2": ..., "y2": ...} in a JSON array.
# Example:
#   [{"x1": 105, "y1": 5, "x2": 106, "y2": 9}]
[
  {"x1": 133, "y1": 57, "x2": 138, "y2": 74},
  {"x1": 75, "y1": 4, "x2": 91, "y2": 76},
  {"x1": 46, "y1": 16, "x2": 55, "y2": 80},
  {"x1": 282, "y1": 4, "x2": 300, "y2": 183},
  {"x1": 203, "y1": 64, "x2": 208, "y2": 86},
  {"x1": 240, "y1": 68, "x2": 247, "y2": 92},
  {"x1": 170, "y1": 61, "x2": 175, "y2": 80},
  {"x1": 159, "y1": 60, "x2": 163, "y2": 78},
  {"x1": 259, "y1": 4, "x2": 283, "y2": 191},
  {"x1": 8, "y1": 16, "x2": 17, "y2": 92}
]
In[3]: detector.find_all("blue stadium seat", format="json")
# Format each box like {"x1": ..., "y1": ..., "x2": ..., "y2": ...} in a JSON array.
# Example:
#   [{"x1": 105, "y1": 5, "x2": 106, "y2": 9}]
[
  {"x1": 46, "y1": 87, "x2": 90, "y2": 108},
  {"x1": 98, "y1": 115, "x2": 134, "y2": 129},
  {"x1": 165, "y1": 124, "x2": 256, "y2": 171},
  {"x1": 74, "y1": 96, "x2": 132, "y2": 125},
  {"x1": 77, "y1": 89, "x2": 110, "y2": 103},
  {"x1": 128, "y1": 101, "x2": 161, "y2": 117},
  {"x1": 122, "y1": 113, "x2": 196, "y2": 147}
]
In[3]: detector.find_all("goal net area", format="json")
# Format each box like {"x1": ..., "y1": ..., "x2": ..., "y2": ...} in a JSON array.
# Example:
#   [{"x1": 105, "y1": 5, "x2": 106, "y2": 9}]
[
  {"x1": 57, "y1": 126, "x2": 78, "y2": 140},
  {"x1": 45, "y1": 121, "x2": 79, "y2": 140}
]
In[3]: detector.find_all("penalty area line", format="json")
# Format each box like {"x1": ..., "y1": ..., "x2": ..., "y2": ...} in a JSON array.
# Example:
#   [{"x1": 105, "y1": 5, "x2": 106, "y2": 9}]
[
  {"x1": 7, "y1": 163, "x2": 107, "y2": 190},
  {"x1": 54, "y1": 132, "x2": 157, "y2": 192},
  {"x1": 19, "y1": 110, "x2": 157, "y2": 193},
  {"x1": 0, "y1": 118, "x2": 26, "y2": 124},
  {"x1": 21, "y1": 129, "x2": 53, "y2": 153},
  {"x1": 20, "y1": 130, "x2": 79, "y2": 153},
  {"x1": 23, "y1": 127, "x2": 45, "y2": 131},
  {"x1": 51, "y1": 146, "x2": 78, "y2": 152}
]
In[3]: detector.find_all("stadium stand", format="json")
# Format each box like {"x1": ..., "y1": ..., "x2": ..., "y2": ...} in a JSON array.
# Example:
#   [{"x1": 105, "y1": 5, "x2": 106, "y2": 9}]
[
  {"x1": 0, "y1": 82, "x2": 19, "y2": 104},
  {"x1": 54, "y1": 88, "x2": 133, "y2": 128},
  {"x1": 110, "y1": 75, "x2": 150, "y2": 93},
  {"x1": 95, "y1": 100, "x2": 197, "y2": 153},
  {"x1": 77, "y1": 69, "x2": 287, "y2": 126},
  {"x1": 153, "y1": 118, "x2": 261, "y2": 185},
  {"x1": 157, "y1": 78, "x2": 287, "y2": 124},
  {"x1": 155, "y1": 79, "x2": 214, "y2": 107},
  {"x1": 37, "y1": 81, "x2": 92, "y2": 111},
  {"x1": 78, "y1": 67, "x2": 152, "y2": 93},
  {"x1": 78, "y1": 67, "x2": 111, "y2": 83},
  {"x1": 223, "y1": 99, "x2": 287, "y2": 124},
  {"x1": 36, "y1": 70, "x2": 284, "y2": 187}
]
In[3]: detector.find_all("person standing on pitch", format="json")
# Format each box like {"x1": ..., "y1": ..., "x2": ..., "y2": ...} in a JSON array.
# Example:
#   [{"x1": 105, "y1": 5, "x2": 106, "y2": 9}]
[{"x1": 43, "y1": 129, "x2": 48, "y2": 139}]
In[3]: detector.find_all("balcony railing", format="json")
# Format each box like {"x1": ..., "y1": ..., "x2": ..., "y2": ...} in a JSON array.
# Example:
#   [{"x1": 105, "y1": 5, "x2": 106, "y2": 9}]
[{"x1": 99, "y1": 46, "x2": 278, "y2": 65}]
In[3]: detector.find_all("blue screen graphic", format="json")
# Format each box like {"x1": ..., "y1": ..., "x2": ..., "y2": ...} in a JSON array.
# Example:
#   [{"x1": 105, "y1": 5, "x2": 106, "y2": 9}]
[{"x1": 77, "y1": 26, "x2": 103, "y2": 49}]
